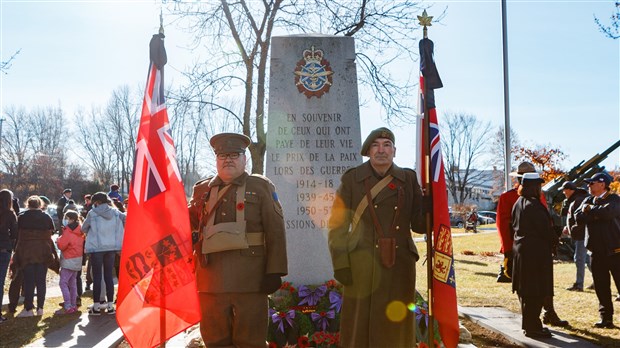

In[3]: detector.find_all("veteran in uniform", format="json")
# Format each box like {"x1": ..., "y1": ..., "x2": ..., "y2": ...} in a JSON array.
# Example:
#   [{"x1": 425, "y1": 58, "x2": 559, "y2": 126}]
[
  {"x1": 188, "y1": 133, "x2": 288, "y2": 348},
  {"x1": 328, "y1": 127, "x2": 424, "y2": 348}
]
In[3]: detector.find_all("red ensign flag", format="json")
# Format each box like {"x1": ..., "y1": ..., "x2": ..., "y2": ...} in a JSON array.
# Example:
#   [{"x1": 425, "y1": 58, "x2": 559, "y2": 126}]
[
  {"x1": 116, "y1": 33, "x2": 200, "y2": 348},
  {"x1": 418, "y1": 36, "x2": 460, "y2": 348}
]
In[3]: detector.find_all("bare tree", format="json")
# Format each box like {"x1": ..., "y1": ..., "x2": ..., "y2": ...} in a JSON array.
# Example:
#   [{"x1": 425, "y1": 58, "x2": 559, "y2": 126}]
[
  {"x1": 0, "y1": 106, "x2": 34, "y2": 196},
  {"x1": 75, "y1": 106, "x2": 116, "y2": 185},
  {"x1": 595, "y1": 1, "x2": 620, "y2": 39},
  {"x1": 104, "y1": 86, "x2": 140, "y2": 192},
  {"x1": 440, "y1": 112, "x2": 492, "y2": 204},
  {"x1": 0, "y1": 105, "x2": 68, "y2": 199},
  {"x1": 0, "y1": 49, "x2": 20, "y2": 74},
  {"x1": 488, "y1": 126, "x2": 520, "y2": 194},
  {"x1": 169, "y1": 0, "x2": 430, "y2": 174}
]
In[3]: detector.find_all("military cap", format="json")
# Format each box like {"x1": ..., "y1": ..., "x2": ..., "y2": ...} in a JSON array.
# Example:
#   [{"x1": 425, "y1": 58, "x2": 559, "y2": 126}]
[
  {"x1": 560, "y1": 181, "x2": 577, "y2": 191},
  {"x1": 63, "y1": 188, "x2": 72, "y2": 194},
  {"x1": 584, "y1": 172, "x2": 612, "y2": 186},
  {"x1": 210, "y1": 133, "x2": 251, "y2": 154},
  {"x1": 360, "y1": 127, "x2": 395, "y2": 156},
  {"x1": 509, "y1": 162, "x2": 536, "y2": 177},
  {"x1": 521, "y1": 172, "x2": 544, "y2": 184}
]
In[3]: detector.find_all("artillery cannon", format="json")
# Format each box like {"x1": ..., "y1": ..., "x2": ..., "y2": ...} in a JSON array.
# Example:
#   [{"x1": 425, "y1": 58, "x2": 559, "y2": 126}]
[
  {"x1": 543, "y1": 139, "x2": 620, "y2": 212},
  {"x1": 542, "y1": 140, "x2": 619, "y2": 260}
]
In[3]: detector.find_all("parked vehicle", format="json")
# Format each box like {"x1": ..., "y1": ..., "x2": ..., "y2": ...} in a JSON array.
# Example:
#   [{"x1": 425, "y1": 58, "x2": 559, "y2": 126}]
[
  {"x1": 450, "y1": 213, "x2": 465, "y2": 228},
  {"x1": 477, "y1": 211, "x2": 497, "y2": 225}
]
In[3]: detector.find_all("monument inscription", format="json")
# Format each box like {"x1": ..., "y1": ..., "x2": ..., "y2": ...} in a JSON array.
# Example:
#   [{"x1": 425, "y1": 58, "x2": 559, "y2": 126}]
[{"x1": 267, "y1": 35, "x2": 362, "y2": 284}]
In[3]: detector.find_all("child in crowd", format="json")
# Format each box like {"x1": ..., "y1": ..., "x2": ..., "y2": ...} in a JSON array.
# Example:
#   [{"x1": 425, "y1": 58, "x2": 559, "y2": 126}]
[{"x1": 55, "y1": 210, "x2": 84, "y2": 315}]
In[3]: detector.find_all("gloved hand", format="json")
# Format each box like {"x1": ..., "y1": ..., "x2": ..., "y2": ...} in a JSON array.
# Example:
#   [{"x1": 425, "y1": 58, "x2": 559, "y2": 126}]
[
  {"x1": 260, "y1": 274, "x2": 282, "y2": 294},
  {"x1": 334, "y1": 268, "x2": 353, "y2": 286},
  {"x1": 191, "y1": 231, "x2": 200, "y2": 245}
]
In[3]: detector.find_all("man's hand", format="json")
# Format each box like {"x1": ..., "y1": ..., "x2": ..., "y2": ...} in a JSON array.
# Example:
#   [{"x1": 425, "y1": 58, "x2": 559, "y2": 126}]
[{"x1": 334, "y1": 268, "x2": 353, "y2": 286}]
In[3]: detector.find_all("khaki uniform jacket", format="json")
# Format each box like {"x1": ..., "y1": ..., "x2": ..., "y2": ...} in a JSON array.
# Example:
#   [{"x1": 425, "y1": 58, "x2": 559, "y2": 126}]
[
  {"x1": 328, "y1": 161, "x2": 424, "y2": 348},
  {"x1": 188, "y1": 172, "x2": 287, "y2": 293}
]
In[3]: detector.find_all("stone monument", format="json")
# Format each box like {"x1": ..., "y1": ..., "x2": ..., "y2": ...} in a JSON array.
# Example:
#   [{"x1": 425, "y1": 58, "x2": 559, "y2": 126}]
[{"x1": 266, "y1": 35, "x2": 362, "y2": 284}]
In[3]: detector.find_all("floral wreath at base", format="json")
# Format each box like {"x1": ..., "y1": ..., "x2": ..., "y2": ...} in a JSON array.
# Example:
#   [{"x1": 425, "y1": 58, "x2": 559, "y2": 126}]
[{"x1": 267, "y1": 280, "x2": 442, "y2": 348}]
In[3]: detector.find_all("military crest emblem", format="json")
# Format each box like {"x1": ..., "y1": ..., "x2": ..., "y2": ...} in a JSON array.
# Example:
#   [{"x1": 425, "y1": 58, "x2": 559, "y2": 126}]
[{"x1": 294, "y1": 46, "x2": 334, "y2": 98}]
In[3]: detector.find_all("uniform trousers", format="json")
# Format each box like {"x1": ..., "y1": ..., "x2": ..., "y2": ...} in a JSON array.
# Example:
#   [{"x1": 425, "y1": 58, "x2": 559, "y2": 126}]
[
  {"x1": 591, "y1": 252, "x2": 620, "y2": 320},
  {"x1": 199, "y1": 292, "x2": 267, "y2": 348},
  {"x1": 519, "y1": 295, "x2": 544, "y2": 332}
]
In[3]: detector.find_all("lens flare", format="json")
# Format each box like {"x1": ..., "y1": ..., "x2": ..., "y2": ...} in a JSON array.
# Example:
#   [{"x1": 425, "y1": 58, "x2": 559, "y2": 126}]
[{"x1": 386, "y1": 301, "x2": 407, "y2": 322}]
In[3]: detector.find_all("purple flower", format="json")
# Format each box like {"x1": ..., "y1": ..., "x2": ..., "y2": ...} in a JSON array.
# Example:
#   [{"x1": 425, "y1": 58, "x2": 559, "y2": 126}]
[
  {"x1": 270, "y1": 309, "x2": 295, "y2": 333},
  {"x1": 310, "y1": 310, "x2": 335, "y2": 331},
  {"x1": 329, "y1": 290, "x2": 342, "y2": 313},
  {"x1": 297, "y1": 285, "x2": 327, "y2": 306}
]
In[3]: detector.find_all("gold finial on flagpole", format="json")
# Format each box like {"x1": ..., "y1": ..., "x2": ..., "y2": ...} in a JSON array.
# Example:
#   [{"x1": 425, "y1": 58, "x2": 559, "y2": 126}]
[
  {"x1": 159, "y1": 8, "x2": 165, "y2": 36},
  {"x1": 417, "y1": 9, "x2": 433, "y2": 39}
]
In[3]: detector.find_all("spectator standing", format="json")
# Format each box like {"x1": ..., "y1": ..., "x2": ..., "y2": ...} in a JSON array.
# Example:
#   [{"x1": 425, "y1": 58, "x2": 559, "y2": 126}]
[
  {"x1": 81, "y1": 194, "x2": 93, "y2": 219},
  {"x1": 82, "y1": 192, "x2": 126, "y2": 315},
  {"x1": 575, "y1": 172, "x2": 620, "y2": 328},
  {"x1": 0, "y1": 189, "x2": 18, "y2": 322},
  {"x1": 63, "y1": 200, "x2": 78, "y2": 215},
  {"x1": 55, "y1": 210, "x2": 84, "y2": 314},
  {"x1": 561, "y1": 181, "x2": 591, "y2": 292},
  {"x1": 13, "y1": 196, "x2": 58, "y2": 317},
  {"x1": 57, "y1": 189, "x2": 72, "y2": 224},
  {"x1": 108, "y1": 184, "x2": 123, "y2": 202},
  {"x1": 511, "y1": 172, "x2": 556, "y2": 338},
  {"x1": 328, "y1": 127, "x2": 424, "y2": 347},
  {"x1": 188, "y1": 133, "x2": 288, "y2": 347}
]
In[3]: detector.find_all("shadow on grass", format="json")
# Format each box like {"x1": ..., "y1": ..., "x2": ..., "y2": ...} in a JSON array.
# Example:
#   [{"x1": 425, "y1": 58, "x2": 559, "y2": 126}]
[
  {"x1": 474, "y1": 272, "x2": 499, "y2": 278},
  {"x1": 457, "y1": 259, "x2": 488, "y2": 266}
]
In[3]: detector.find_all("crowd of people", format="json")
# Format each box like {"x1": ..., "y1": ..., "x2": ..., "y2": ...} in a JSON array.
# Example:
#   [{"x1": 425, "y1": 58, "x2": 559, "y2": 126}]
[
  {"x1": 497, "y1": 162, "x2": 620, "y2": 337},
  {"x1": 1, "y1": 129, "x2": 618, "y2": 347},
  {"x1": 0, "y1": 184, "x2": 126, "y2": 322}
]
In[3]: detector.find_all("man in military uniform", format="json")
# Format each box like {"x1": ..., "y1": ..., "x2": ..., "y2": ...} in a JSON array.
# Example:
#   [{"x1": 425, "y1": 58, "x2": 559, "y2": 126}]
[
  {"x1": 188, "y1": 133, "x2": 288, "y2": 347},
  {"x1": 328, "y1": 127, "x2": 424, "y2": 347}
]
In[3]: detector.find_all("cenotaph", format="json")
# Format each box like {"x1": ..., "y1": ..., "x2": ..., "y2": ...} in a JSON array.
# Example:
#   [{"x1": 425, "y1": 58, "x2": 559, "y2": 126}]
[{"x1": 266, "y1": 35, "x2": 362, "y2": 284}]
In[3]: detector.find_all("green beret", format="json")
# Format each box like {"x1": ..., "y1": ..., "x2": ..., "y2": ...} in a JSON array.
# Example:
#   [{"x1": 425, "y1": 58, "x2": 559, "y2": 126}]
[
  {"x1": 210, "y1": 133, "x2": 251, "y2": 154},
  {"x1": 360, "y1": 127, "x2": 395, "y2": 156}
]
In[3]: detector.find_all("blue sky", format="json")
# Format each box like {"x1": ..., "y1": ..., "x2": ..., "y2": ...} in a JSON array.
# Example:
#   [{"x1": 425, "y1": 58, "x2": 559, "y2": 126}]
[{"x1": 1, "y1": 0, "x2": 619, "y2": 172}]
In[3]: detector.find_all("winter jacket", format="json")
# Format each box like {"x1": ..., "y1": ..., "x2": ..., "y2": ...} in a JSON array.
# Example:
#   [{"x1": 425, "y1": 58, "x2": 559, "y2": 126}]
[
  {"x1": 566, "y1": 188, "x2": 588, "y2": 240},
  {"x1": 82, "y1": 204, "x2": 126, "y2": 253},
  {"x1": 56, "y1": 223, "x2": 84, "y2": 271},
  {"x1": 14, "y1": 209, "x2": 57, "y2": 269},
  {"x1": 575, "y1": 191, "x2": 620, "y2": 256},
  {"x1": 0, "y1": 208, "x2": 17, "y2": 251}
]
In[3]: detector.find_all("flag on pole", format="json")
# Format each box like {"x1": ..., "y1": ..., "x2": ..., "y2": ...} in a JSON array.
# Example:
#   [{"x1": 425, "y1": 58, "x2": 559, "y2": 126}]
[
  {"x1": 116, "y1": 32, "x2": 201, "y2": 348},
  {"x1": 419, "y1": 36, "x2": 460, "y2": 348}
]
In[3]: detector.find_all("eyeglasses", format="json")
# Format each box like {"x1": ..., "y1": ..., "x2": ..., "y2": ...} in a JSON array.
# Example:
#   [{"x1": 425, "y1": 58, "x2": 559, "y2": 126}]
[
  {"x1": 216, "y1": 153, "x2": 242, "y2": 160},
  {"x1": 587, "y1": 181, "x2": 600, "y2": 186}
]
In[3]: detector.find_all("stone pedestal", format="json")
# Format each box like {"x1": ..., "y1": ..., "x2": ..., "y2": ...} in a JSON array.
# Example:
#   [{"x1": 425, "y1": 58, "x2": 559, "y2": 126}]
[{"x1": 266, "y1": 35, "x2": 362, "y2": 285}]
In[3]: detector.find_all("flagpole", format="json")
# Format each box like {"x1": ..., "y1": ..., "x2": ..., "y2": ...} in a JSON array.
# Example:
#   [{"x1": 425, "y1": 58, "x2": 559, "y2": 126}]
[
  {"x1": 418, "y1": 12, "x2": 435, "y2": 348},
  {"x1": 157, "y1": 11, "x2": 167, "y2": 348},
  {"x1": 501, "y1": 0, "x2": 512, "y2": 190}
]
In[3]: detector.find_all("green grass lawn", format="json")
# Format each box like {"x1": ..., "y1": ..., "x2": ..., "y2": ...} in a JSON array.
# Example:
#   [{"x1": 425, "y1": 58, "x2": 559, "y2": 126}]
[{"x1": 415, "y1": 227, "x2": 620, "y2": 347}]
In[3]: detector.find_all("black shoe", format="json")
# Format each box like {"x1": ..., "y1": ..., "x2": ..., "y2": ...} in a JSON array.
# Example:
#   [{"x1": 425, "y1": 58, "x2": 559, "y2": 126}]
[
  {"x1": 524, "y1": 329, "x2": 552, "y2": 338},
  {"x1": 566, "y1": 284, "x2": 583, "y2": 292},
  {"x1": 594, "y1": 320, "x2": 615, "y2": 329},
  {"x1": 497, "y1": 273, "x2": 511, "y2": 283},
  {"x1": 543, "y1": 312, "x2": 569, "y2": 327}
]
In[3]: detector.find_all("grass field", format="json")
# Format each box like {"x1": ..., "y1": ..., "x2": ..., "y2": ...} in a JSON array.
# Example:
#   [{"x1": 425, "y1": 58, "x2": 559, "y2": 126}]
[
  {"x1": 2, "y1": 227, "x2": 620, "y2": 347},
  {"x1": 415, "y1": 227, "x2": 620, "y2": 347}
]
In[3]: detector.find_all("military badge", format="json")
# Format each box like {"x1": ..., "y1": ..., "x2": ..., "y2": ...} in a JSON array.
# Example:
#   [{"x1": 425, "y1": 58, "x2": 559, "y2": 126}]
[{"x1": 294, "y1": 46, "x2": 334, "y2": 98}]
